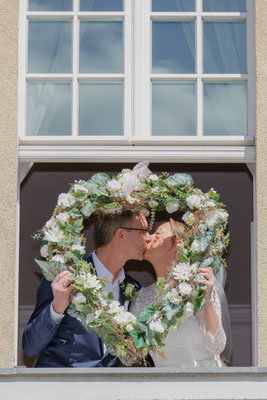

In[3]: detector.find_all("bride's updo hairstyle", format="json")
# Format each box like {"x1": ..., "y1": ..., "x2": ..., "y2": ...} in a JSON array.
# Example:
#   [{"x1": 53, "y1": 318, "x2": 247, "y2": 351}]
[{"x1": 170, "y1": 218, "x2": 186, "y2": 241}]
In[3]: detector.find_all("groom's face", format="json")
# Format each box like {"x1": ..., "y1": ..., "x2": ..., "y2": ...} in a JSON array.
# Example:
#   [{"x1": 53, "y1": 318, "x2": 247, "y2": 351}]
[{"x1": 123, "y1": 212, "x2": 150, "y2": 260}]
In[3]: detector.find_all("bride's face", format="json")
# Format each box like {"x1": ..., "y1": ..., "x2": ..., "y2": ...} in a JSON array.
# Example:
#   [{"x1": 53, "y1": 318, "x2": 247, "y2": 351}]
[{"x1": 144, "y1": 222, "x2": 175, "y2": 263}]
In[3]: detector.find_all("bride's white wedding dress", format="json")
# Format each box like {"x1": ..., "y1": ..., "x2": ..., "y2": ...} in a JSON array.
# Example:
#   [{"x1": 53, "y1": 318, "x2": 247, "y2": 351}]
[{"x1": 130, "y1": 282, "x2": 227, "y2": 368}]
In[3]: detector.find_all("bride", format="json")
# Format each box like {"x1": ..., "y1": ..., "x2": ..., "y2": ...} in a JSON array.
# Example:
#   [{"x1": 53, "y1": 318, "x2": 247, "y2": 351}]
[{"x1": 130, "y1": 219, "x2": 231, "y2": 368}]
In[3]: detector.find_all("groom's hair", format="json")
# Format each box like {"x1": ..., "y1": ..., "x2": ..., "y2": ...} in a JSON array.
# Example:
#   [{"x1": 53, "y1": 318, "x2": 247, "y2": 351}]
[{"x1": 93, "y1": 210, "x2": 136, "y2": 247}]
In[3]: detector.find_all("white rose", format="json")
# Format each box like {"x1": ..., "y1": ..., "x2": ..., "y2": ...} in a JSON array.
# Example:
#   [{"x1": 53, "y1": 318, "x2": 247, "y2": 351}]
[
  {"x1": 57, "y1": 193, "x2": 76, "y2": 208},
  {"x1": 167, "y1": 289, "x2": 183, "y2": 305},
  {"x1": 148, "y1": 174, "x2": 158, "y2": 182},
  {"x1": 206, "y1": 200, "x2": 216, "y2": 208},
  {"x1": 186, "y1": 194, "x2": 202, "y2": 209},
  {"x1": 40, "y1": 244, "x2": 48, "y2": 258},
  {"x1": 52, "y1": 254, "x2": 65, "y2": 264},
  {"x1": 172, "y1": 263, "x2": 192, "y2": 281},
  {"x1": 135, "y1": 180, "x2": 146, "y2": 191},
  {"x1": 73, "y1": 183, "x2": 88, "y2": 193},
  {"x1": 205, "y1": 210, "x2": 219, "y2": 228},
  {"x1": 56, "y1": 212, "x2": 69, "y2": 225},
  {"x1": 85, "y1": 182, "x2": 97, "y2": 195},
  {"x1": 44, "y1": 225, "x2": 65, "y2": 243},
  {"x1": 86, "y1": 313, "x2": 94, "y2": 324},
  {"x1": 108, "y1": 300, "x2": 123, "y2": 315},
  {"x1": 83, "y1": 274, "x2": 102, "y2": 291},
  {"x1": 183, "y1": 302, "x2": 194, "y2": 318},
  {"x1": 126, "y1": 194, "x2": 136, "y2": 204},
  {"x1": 149, "y1": 320, "x2": 165, "y2": 334},
  {"x1": 72, "y1": 293, "x2": 86, "y2": 311},
  {"x1": 114, "y1": 311, "x2": 136, "y2": 326},
  {"x1": 126, "y1": 324, "x2": 134, "y2": 332},
  {"x1": 71, "y1": 244, "x2": 86, "y2": 255},
  {"x1": 166, "y1": 200, "x2": 180, "y2": 214},
  {"x1": 217, "y1": 210, "x2": 229, "y2": 222},
  {"x1": 119, "y1": 172, "x2": 131, "y2": 185},
  {"x1": 149, "y1": 200, "x2": 158, "y2": 208},
  {"x1": 179, "y1": 282, "x2": 192, "y2": 296},
  {"x1": 107, "y1": 179, "x2": 121, "y2": 193},
  {"x1": 191, "y1": 240, "x2": 201, "y2": 253}
]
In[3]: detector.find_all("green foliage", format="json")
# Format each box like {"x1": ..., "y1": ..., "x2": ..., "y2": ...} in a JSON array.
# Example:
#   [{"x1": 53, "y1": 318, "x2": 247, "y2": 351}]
[
  {"x1": 211, "y1": 256, "x2": 222, "y2": 276},
  {"x1": 196, "y1": 228, "x2": 215, "y2": 252},
  {"x1": 207, "y1": 189, "x2": 220, "y2": 202},
  {"x1": 156, "y1": 277, "x2": 166, "y2": 296},
  {"x1": 35, "y1": 259, "x2": 67, "y2": 282},
  {"x1": 194, "y1": 288, "x2": 206, "y2": 313},
  {"x1": 165, "y1": 173, "x2": 193, "y2": 188},
  {"x1": 136, "y1": 305, "x2": 156, "y2": 323},
  {"x1": 130, "y1": 331, "x2": 146, "y2": 349},
  {"x1": 200, "y1": 256, "x2": 214, "y2": 268}
]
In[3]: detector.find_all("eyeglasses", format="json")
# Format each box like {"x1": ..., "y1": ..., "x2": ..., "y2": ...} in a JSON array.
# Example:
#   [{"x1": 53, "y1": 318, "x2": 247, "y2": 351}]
[{"x1": 119, "y1": 227, "x2": 149, "y2": 233}]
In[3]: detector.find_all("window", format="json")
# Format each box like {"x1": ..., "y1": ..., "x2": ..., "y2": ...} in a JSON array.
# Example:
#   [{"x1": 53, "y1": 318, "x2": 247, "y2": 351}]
[{"x1": 18, "y1": 0, "x2": 255, "y2": 145}]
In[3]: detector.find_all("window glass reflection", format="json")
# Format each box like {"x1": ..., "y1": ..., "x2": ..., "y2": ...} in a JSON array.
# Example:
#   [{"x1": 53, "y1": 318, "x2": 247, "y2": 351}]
[
  {"x1": 152, "y1": 21, "x2": 195, "y2": 73},
  {"x1": 80, "y1": 0, "x2": 123, "y2": 11},
  {"x1": 203, "y1": 21, "x2": 246, "y2": 74},
  {"x1": 152, "y1": 0, "x2": 195, "y2": 12},
  {"x1": 152, "y1": 82, "x2": 196, "y2": 136},
  {"x1": 28, "y1": 20, "x2": 72, "y2": 73},
  {"x1": 29, "y1": 0, "x2": 72, "y2": 11},
  {"x1": 203, "y1": 0, "x2": 246, "y2": 12},
  {"x1": 79, "y1": 81, "x2": 123, "y2": 135},
  {"x1": 80, "y1": 21, "x2": 123, "y2": 73},
  {"x1": 27, "y1": 81, "x2": 71, "y2": 136},
  {"x1": 204, "y1": 82, "x2": 247, "y2": 135}
]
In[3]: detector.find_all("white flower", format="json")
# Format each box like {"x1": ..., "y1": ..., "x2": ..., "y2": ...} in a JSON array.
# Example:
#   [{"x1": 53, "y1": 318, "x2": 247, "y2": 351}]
[
  {"x1": 179, "y1": 282, "x2": 192, "y2": 296},
  {"x1": 72, "y1": 293, "x2": 86, "y2": 311},
  {"x1": 45, "y1": 217, "x2": 57, "y2": 229},
  {"x1": 135, "y1": 180, "x2": 146, "y2": 191},
  {"x1": 40, "y1": 244, "x2": 48, "y2": 258},
  {"x1": 52, "y1": 254, "x2": 65, "y2": 264},
  {"x1": 148, "y1": 174, "x2": 158, "y2": 182},
  {"x1": 183, "y1": 302, "x2": 194, "y2": 318},
  {"x1": 204, "y1": 210, "x2": 219, "y2": 228},
  {"x1": 206, "y1": 200, "x2": 216, "y2": 208},
  {"x1": 85, "y1": 182, "x2": 97, "y2": 195},
  {"x1": 182, "y1": 211, "x2": 195, "y2": 226},
  {"x1": 149, "y1": 320, "x2": 165, "y2": 333},
  {"x1": 166, "y1": 200, "x2": 180, "y2": 214},
  {"x1": 167, "y1": 289, "x2": 183, "y2": 305},
  {"x1": 108, "y1": 300, "x2": 123, "y2": 315},
  {"x1": 73, "y1": 183, "x2": 88, "y2": 193},
  {"x1": 190, "y1": 263, "x2": 199, "y2": 274},
  {"x1": 94, "y1": 310, "x2": 103, "y2": 319},
  {"x1": 81, "y1": 200, "x2": 94, "y2": 217},
  {"x1": 71, "y1": 244, "x2": 86, "y2": 255},
  {"x1": 191, "y1": 240, "x2": 201, "y2": 253},
  {"x1": 119, "y1": 172, "x2": 131, "y2": 185},
  {"x1": 56, "y1": 212, "x2": 69, "y2": 225},
  {"x1": 124, "y1": 283, "x2": 135, "y2": 298},
  {"x1": 186, "y1": 195, "x2": 202, "y2": 209},
  {"x1": 83, "y1": 274, "x2": 102, "y2": 291},
  {"x1": 126, "y1": 324, "x2": 134, "y2": 332},
  {"x1": 113, "y1": 311, "x2": 136, "y2": 326},
  {"x1": 107, "y1": 179, "x2": 121, "y2": 193},
  {"x1": 86, "y1": 313, "x2": 94, "y2": 324},
  {"x1": 217, "y1": 210, "x2": 228, "y2": 222},
  {"x1": 126, "y1": 194, "x2": 136, "y2": 204},
  {"x1": 57, "y1": 193, "x2": 76, "y2": 208},
  {"x1": 44, "y1": 225, "x2": 65, "y2": 243},
  {"x1": 172, "y1": 263, "x2": 192, "y2": 281},
  {"x1": 149, "y1": 200, "x2": 158, "y2": 208}
]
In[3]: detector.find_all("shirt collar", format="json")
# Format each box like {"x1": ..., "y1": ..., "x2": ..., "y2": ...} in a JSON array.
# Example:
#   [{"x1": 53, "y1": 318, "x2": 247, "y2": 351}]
[{"x1": 92, "y1": 250, "x2": 125, "y2": 285}]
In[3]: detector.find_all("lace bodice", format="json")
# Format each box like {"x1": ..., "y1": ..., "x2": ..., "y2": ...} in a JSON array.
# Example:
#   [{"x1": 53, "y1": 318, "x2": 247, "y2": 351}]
[{"x1": 130, "y1": 283, "x2": 226, "y2": 367}]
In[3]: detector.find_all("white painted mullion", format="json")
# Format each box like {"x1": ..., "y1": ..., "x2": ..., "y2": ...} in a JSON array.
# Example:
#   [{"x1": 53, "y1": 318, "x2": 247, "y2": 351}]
[
  {"x1": 246, "y1": 0, "x2": 256, "y2": 139},
  {"x1": 123, "y1": 0, "x2": 131, "y2": 138},
  {"x1": 196, "y1": 0, "x2": 203, "y2": 137},
  {"x1": 18, "y1": 0, "x2": 27, "y2": 140},
  {"x1": 144, "y1": 0, "x2": 151, "y2": 137},
  {"x1": 72, "y1": 5, "x2": 79, "y2": 137}
]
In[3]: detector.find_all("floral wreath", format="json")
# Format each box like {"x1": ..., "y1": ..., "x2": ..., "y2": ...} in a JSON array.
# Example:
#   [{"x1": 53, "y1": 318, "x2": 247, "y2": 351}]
[{"x1": 35, "y1": 161, "x2": 229, "y2": 366}]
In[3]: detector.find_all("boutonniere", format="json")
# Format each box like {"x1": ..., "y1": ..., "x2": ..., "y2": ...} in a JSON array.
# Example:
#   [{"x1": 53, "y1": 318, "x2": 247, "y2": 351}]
[{"x1": 121, "y1": 282, "x2": 137, "y2": 302}]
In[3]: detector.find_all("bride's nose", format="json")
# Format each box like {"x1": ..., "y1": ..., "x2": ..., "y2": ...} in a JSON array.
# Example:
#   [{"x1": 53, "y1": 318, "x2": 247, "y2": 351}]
[{"x1": 145, "y1": 232, "x2": 152, "y2": 242}]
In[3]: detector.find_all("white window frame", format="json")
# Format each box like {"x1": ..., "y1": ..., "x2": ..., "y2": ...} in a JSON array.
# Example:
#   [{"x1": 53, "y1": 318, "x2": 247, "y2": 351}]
[{"x1": 18, "y1": 0, "x2": 256, "y2": 152}]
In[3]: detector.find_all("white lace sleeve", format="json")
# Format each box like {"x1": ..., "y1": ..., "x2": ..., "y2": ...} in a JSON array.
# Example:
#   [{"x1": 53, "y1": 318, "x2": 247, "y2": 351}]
[
  {"x1": 197, "y1": 288, "x2": 226, "y2": 355},
  {"x1": 130, "y1": 284, "x2": 158, "y2": 316}
]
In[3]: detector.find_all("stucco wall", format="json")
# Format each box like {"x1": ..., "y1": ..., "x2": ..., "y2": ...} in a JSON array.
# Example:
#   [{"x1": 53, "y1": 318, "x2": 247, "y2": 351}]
[
  {"x1": 0, "y1": 0, "x2": 19, "y2": 367},
  {"x1": 256, "y1": 0, "x2": 267, "y2": 366}
]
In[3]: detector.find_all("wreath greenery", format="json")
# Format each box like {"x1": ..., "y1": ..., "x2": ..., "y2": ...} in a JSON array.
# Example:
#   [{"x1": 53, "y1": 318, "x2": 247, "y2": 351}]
[{"x1": 35, "y1": 161, "x2": 229, "y2": 366}]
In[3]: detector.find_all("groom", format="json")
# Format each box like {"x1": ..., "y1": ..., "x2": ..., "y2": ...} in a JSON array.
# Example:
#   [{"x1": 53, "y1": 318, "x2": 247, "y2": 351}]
[{"x1": 22, "y1": 210, "x2": 151, "y2": 368}]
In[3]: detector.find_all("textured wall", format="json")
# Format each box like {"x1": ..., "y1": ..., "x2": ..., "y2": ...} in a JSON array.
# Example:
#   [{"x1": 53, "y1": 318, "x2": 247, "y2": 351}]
[
  {"x1": 0, "y1": 0, "x2": 19, "y2": 367},
  {"x1": 256, "y1": 0, "x2": 267, "y2": 366}
]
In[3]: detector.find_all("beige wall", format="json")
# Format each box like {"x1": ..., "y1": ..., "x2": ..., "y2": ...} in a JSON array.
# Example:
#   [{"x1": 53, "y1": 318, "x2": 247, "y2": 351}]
[
  {"x1": 0, "y1": 0, "x2": 19, "y2": 367},
  {"x1": 256, "y1": 0, "x2": 267, "y2": 367}
]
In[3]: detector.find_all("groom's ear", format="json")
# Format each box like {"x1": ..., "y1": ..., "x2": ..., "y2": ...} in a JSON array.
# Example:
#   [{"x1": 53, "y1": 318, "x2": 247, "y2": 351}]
[{"x1": 114, "y1": 227, "x2": 125, "y2": 244}]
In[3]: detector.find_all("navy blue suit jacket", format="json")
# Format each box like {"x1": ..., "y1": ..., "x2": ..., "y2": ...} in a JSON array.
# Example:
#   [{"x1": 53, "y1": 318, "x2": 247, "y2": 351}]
[{"x1": 22, "y1": 254, "x2": 141, "y2": 368}]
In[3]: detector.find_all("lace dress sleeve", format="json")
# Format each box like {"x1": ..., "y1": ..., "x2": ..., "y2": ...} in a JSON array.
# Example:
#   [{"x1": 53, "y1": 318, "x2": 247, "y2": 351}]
[
  {"x1": 197, "y1": 288, "x2": 226, "y2": 355},
  {"x1": 130, "y1": 284, "x2": 158, "y2": 316}
]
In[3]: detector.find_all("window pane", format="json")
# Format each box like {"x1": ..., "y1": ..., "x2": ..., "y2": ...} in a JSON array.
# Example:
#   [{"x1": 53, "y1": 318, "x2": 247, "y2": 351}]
[
  {"x1": 79, "y1": 81, "x2": 123, "y2": 135},
  {"x1": 204, "y1": 82, "x2": 247, "y2": 135},
  {"x1": 29, "y1": 0, "x2": 72, "y2": 11},
  {"x1": 203, "y1": 0, "x2": 246, "y2": 12},
  {"x1": 152, "y1": 0, "x2": 195, "y2": 12},
  {"x1": 27, "y1": 81, "x2": 71, "y2": 136},
  {"x1": 80, "y1": 0, "x2": 123, "y2": 11},
  {"x1": 152, "y1": 82, "x2": 196, "y2": 136},
  {"x1": 203, "y1": 21, "x2": 246, "y2": 74},
  {"x1": 152, "y1": 21, "x2": 195, "y2": 73},
  {"x1": 80, "y1": 21, "x2": 123, "y2": 73},
  {"x1": 28, "y1": 20, "x2": 72, "y2": 73}
]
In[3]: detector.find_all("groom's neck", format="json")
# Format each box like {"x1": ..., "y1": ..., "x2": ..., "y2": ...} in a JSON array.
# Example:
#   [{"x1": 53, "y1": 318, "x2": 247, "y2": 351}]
[{"x1": 96, "y1": 245, "x2": 126, "y2": 283}]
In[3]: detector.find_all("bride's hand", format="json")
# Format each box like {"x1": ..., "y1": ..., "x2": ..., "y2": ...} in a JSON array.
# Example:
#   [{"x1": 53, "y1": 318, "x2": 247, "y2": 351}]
[{"x1": 197, "y1": 267, "x2": 216, "y2": 300}]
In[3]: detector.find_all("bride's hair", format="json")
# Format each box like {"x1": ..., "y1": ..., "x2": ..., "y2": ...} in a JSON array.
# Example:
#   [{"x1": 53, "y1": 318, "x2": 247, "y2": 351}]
[{"x1": 170, "y1": 218, "x2": 186, "y2": 240}]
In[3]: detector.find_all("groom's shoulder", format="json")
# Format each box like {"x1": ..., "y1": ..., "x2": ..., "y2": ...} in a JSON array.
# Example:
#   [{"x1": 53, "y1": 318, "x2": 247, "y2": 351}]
[{"x1": 124, "y1": 274, "x2": 141, "y2": 291}]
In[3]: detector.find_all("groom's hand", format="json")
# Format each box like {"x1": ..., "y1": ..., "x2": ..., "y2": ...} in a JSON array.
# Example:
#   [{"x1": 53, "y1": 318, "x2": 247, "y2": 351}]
[{"x1": 51, "y1": 270, "x2": 75, "y2": 314}]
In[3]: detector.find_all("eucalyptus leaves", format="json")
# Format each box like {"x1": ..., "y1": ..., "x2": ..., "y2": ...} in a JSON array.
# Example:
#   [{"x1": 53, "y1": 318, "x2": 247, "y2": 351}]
[{"x1": 35, "y1": 161, "x2": 229, "y2": 366}]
